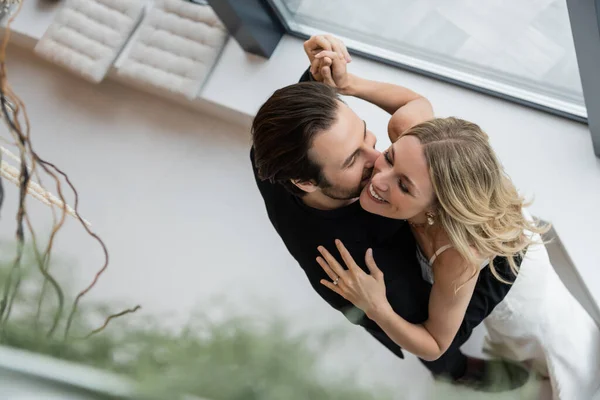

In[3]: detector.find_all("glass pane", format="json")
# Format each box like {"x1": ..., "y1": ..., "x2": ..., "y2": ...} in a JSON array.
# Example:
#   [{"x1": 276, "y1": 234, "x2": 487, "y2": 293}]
[{"x1": 271, "y1": 0, "x2": 585, "y2": 119}]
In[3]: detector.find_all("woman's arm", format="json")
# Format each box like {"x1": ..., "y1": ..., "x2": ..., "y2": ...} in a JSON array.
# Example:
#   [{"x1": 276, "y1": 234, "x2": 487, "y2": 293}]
[
  {"x1": 340, "y1": 74, "x2": 432, "y2": 118},
  {"x1": 344, "y1": 74, "x2": 434, "y2": 143},
  {"x1": 369, "y1": 249, "x2": 479, "y2": 361},
  {"x1": 317, "y1": 240, "x2": 478, "y2": 361},
  {"x1": 312, "y1": 49, "x2": 433, "y2": 142},
  {"x1": 337, "y1": 73, "x2": 433, "y2": 142}
]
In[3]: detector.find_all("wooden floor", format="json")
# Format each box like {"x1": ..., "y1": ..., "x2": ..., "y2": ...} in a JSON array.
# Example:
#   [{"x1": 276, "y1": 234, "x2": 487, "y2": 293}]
[{"x1": 282, "y1": 0, "x2": 583, "y2": 107}]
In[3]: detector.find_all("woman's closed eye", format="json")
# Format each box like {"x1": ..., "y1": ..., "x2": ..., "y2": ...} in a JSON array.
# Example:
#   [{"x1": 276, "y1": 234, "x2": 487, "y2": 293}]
[
  {"x1": 384, "y1": 151, "x2": 410, "y2": 194},
  {"x1": 398, "y1": 180, "x2": 409, "y2": 193},
  {"x1": 384, "y1": 150, "x2": 393, "y2": 165}
]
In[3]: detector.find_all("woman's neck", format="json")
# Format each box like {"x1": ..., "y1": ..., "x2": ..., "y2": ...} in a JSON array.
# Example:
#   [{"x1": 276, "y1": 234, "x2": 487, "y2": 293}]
[{"x1": 407, "y1": 212, "x2": 429, "y2": 227}]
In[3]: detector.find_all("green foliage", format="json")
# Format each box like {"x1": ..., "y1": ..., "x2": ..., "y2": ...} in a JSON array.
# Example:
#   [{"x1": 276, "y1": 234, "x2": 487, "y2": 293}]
[{"x1": 0, "y1": 251, "x2": 390, "y2": 400}]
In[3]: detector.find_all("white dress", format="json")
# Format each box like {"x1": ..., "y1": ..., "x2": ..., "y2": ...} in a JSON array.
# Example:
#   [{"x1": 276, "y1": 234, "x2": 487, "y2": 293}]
[{"x1": 417, "y1": 223, "x2": 600, "y2": 400}]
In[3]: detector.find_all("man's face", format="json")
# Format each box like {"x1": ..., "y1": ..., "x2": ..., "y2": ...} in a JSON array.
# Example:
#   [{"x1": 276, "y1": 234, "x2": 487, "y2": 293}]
[{"x1": 308, "y1": 101, "x2": 380, "y2": 200}]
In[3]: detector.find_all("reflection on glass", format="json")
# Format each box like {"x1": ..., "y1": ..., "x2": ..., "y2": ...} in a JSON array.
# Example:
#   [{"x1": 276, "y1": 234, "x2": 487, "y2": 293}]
[{"x1": 272, "y1": 0, "x2": 585, "y2": 119}]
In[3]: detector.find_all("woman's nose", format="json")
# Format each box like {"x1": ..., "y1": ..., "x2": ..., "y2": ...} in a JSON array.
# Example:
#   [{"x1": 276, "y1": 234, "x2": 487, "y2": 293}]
[{"x1": 371, "y1": 169, "x2": 389, "y2": 192}]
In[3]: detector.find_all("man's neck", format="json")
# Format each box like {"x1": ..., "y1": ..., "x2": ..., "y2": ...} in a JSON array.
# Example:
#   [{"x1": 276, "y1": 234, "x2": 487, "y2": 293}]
[{"x1": 301, "y1": 192, "x2": 358, "y2": 211}]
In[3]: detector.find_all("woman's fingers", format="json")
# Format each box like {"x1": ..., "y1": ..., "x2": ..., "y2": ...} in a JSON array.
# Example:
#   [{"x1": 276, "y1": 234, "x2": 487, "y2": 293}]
[
  {"x1": 339, "y1": 39, "x2": 352, "y2": 63},
  {"x1": 316, "y1": 256, "x2": 339, "y2": 282},
  {"x1": 304, "y1": 35, "x2": 332, "y2": 57},
  {"x1": 315, "y1": 50, "x2": 341, "y2": 60},
  {"x1": 316, "y1": 51, "x2": 346, "y2": 87},
  {"x1": 310, "y1": 57, "x2": 322, "y2": 78},
  {"x1": 305, "y1": 34, "x2": 351, "y2": 64},
  {"x1": 335, "y1": 239, "x2": 360, "y2": 273},
  {"x1": 325, "y1": 34, "x2": 351, "y2": 63},
  {"x1": 321, "y1": 63, "x2": 336, "y2": 87},
  {"x1": 320, "y1": 279, "x2": 345, "y2": 297},
  {"x1": 317, "y1": 245, "x2": 346, "y2": 278},
  {"x1": 313, "y1": 35, "x2": 333, "y2": 53},
  {"x1": 365, "y1": 248, "x2": 384, "y2": 279}
]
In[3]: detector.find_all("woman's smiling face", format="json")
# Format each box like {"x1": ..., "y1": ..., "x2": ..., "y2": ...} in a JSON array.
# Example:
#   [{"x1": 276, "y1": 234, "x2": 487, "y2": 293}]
[{"x1": 359, "y1": 135, "x2": 435, "y2": 221}]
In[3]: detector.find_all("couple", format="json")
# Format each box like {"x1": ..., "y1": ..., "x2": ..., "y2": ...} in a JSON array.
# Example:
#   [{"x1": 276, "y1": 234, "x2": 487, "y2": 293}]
[{"x1": 250, "y1": 34, "x2": 600, "y2": 398}]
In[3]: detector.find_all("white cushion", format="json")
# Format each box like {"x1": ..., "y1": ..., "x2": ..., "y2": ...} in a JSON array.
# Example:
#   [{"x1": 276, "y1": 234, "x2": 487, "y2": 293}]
[
  {"x1": 117, "y1": 0, "x2": 228, "y2": 100},
  {"x1": 34, "y1": 0, "x2": 145, "y2": 83}
]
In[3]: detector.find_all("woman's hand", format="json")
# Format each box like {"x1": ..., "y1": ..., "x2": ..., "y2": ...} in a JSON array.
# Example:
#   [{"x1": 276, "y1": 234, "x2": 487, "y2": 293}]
[
  {"x1": 303, "y1": 34, "x2": 351, "y2": 81},
  {"x1": 317, "y1": 240, "x2": 389, "y2": 318},
  {"x1": 313, "y1": 50, "x2": 353, "y2": 94}
]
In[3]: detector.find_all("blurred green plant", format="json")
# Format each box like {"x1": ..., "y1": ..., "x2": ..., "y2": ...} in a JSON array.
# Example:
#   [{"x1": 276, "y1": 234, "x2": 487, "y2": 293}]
[{"x1": 0, "y1": 250, "x2": 390, "y2": 400}]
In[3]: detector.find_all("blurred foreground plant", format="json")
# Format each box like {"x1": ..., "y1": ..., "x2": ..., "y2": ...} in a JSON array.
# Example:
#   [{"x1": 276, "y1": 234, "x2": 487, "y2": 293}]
[{"x1": 0, "y1": 253, "x2": 390, "y2": 400}]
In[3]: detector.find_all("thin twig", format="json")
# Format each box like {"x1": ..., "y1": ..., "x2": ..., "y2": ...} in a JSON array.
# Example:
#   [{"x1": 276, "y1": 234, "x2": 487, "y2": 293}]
[
  {"x1": 0, "y1": 94, "x2": 28, "y2": 327},
  {"x1": 23, "y1": 213, "x2": 65, "y2": 337},
  {"x1": 0, "y1": 2, "x2": 27, "y2": 328},
  {"x1": 3, "y1": 90, "x2": 72, "y2": 335},
  {"x1": 82, "y1": 306, "x2": 142, "y2": 340},
  {"x1": 0, "y1": 0, "x2": 138, "y2": 343},
  {"x1": 0, "y1": 157, "x2": 91, "y2": 226}
]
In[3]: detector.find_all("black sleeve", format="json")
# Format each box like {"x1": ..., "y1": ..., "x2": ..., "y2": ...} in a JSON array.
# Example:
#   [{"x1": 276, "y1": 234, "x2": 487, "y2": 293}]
[{"x1": 299, "y1": 67, "x2": 316, "y2": 83}]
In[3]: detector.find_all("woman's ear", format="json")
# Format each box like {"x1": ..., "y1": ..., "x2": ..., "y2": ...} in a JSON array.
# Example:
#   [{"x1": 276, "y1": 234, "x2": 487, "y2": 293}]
[
  {"x1": 426, "y1": 196, "x2": 440, "y2": 214},
  {"x1": 291, "y1": 179, "x2": 318, "y2": 194}
]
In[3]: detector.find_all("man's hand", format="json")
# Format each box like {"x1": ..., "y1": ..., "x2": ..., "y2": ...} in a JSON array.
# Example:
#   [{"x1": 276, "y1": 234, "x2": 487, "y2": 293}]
[{"x1": 303, "y1": 34, "x2": 351, "y2": 81}]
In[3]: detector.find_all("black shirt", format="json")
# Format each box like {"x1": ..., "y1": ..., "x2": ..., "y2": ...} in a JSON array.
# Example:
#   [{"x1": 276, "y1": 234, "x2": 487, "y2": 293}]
[{"x1": 252, "y1": 149, "x2": 431, "y2": 358}]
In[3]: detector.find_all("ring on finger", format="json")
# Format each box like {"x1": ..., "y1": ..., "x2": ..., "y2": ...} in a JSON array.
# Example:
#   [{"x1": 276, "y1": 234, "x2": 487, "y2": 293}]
[{"x1": 333, "y1": 277, "x2": 340, "y2": 286}]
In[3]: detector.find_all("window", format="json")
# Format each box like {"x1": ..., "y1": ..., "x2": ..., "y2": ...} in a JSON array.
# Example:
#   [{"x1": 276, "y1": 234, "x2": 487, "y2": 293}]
[{"x1": 269, "y1": 0, "x2": 586, "y2": 121}]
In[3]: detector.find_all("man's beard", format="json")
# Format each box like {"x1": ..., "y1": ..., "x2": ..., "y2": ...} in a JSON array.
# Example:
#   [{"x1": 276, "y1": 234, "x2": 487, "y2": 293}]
[{"x1": 319, "y1": 167, "x2": 372, "y2": 201}]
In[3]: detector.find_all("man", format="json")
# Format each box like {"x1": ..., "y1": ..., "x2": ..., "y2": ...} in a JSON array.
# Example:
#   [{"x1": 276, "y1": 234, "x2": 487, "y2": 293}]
[{"x1": 251, "y1": 34, "x2": 527, "y2": 390}]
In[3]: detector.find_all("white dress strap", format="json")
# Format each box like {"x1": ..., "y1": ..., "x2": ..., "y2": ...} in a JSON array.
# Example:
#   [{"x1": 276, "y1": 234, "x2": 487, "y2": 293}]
[{"x1": 429, "y1": 244, "x2": 453, "y2": 266}]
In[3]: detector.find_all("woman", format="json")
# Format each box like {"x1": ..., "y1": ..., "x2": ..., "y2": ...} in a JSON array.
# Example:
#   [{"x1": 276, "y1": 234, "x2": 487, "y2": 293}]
[{"x1": 316, "y1": 117, "x2": 600, "y2": 399}]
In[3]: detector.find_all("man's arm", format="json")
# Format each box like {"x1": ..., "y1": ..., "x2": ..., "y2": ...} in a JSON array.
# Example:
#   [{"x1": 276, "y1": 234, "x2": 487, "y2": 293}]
[{"x1": 341, "y1": 74, "x2": 430, "y2": 117}]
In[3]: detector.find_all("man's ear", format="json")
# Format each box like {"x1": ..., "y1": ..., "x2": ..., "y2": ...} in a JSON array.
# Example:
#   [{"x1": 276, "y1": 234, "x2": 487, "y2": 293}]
[{"x1": 291, "y1": 179, "x2": 318, "y2": 193}]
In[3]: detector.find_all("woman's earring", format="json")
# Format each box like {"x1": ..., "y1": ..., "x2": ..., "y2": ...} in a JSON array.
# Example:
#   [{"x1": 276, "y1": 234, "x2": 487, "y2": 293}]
[{"x1": 426, "y1": 211, "x2": 435, "y2": 225}]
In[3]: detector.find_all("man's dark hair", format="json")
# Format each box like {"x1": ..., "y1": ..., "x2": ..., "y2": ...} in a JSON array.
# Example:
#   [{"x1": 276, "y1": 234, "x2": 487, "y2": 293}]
[{"x1": 252, "y1": 82, "x2": 342, "y2": 196}]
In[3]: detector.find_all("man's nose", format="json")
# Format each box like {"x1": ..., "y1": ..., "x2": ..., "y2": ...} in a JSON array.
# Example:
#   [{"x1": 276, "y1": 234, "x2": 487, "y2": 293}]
[
  {"x1": 373, "y1": 152, "x2": 387, "y2": 171},
  {"x1": 364, "y1": 147, "x2": 381, "y2": 168}
]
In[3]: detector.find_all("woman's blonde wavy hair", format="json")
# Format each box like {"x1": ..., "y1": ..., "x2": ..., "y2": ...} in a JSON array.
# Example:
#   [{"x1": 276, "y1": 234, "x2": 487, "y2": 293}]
[{"x1": 402, "y1": 117, "x2": 549, "y2": 285}]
